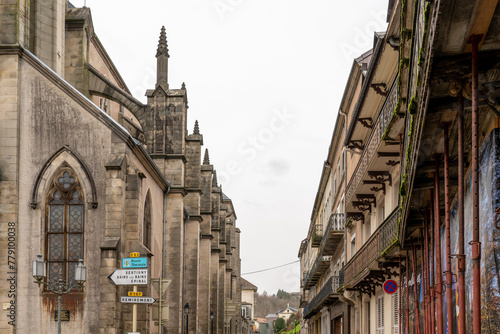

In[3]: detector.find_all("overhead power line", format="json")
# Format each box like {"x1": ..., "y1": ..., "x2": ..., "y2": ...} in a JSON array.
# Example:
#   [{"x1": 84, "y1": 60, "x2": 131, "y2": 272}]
[{"x1": 241, "y1": 260, "x2": 300, "y2": 275}]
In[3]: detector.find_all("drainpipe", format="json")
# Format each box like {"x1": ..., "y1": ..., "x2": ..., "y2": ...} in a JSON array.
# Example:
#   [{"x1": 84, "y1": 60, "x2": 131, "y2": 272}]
[
  {"x1": 420, "y1": 227, "x2": 428, "y2": 334},
  {"x1": 456, "y1": 93, "x2": 466, "y2": 334},
  {"x1": 411, "y1": 240, "x2": 421, "y2": 334},
  {"x1": 434, "y1": 155, "x2": 444, "y2": 334},
  {"x1": 161, "y1": 182, "x2": 171, "y2": 334},
  {"x1": 399, "y1": 255, "x2": 402, "y2": 334},
  {"x1": 424, "y1": 211, "x2": 431, "y2": 334},
  {"x1": 469, "y1": 34, "x2": 482, "y2": 334},
  {"x1": 405, "y1": 251, "x2": 410, "y2": 334},
  {"x1": 162, "y1": 182, "x2": 171, "y2": 278},
  {"x1": 429, "y1": 198, "x2": 435, "y2": 334},
  {"x1": 442, "y1": 123, "x2": 454, "y2": 334},
  {"x1": 182, "y1": 207, "x2": 191, "y2": 334}
]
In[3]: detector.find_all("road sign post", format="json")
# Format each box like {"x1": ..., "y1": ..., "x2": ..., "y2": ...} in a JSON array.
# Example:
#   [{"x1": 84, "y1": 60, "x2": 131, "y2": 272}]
[
  {"x1": 132, "y1": 285, "x2": 138, "y2": 332},
  {"x1": 151, "y1": 279, "x2": 171, "y2": 328}
]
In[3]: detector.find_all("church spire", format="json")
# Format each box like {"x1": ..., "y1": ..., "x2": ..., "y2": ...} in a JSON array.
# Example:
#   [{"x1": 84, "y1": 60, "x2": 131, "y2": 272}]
[
  {"x1": 203, "y1": 148, "x2": 210, "y2": 165},
  {"x1": 156, "y1": 26, "x2": 169, "y2": 88}
]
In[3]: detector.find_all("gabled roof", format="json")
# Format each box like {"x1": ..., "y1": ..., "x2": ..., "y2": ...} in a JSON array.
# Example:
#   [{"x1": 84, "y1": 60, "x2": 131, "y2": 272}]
[
  {"x1": 240, "y1": 277, "x2": 258, "y2": 291},
  {"x1": 277, "y1": 306, "x2": 298, "y2": 314}
]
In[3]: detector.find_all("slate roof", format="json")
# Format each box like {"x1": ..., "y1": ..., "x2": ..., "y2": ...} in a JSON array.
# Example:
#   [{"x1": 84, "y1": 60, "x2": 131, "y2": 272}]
[{"x1": 240, "y1": 277, "x2": 258, "y2": 291}]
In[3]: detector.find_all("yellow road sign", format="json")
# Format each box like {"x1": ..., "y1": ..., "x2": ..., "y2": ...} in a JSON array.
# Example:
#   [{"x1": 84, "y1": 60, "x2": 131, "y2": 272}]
[
  {"x1": 128, "y1": 291, "x2": 143, "y2": 297},
  {"x1": 130, "y1": 252, "x2": 140, "y2": 257}
]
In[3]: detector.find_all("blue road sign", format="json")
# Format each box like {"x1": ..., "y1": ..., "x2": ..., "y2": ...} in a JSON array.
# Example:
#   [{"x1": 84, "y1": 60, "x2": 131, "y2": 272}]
[{"x1": 122, "y1": 257, "x2": 147, "y2": 268}]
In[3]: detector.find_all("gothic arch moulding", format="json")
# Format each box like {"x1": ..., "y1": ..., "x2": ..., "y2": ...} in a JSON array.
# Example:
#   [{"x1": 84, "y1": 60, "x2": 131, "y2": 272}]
[{"x1": 31, "y1": 146, "x2": 98, "y2": 209}]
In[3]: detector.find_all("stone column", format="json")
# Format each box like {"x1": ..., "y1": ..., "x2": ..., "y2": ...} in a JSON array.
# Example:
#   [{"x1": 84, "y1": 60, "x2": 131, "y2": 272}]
[
  {"x1": 165, "y1": 192, "x2": 185, "y2": 334},
  {"x1": 99, "y1": 152, "x2": 127, "y2": 333}
]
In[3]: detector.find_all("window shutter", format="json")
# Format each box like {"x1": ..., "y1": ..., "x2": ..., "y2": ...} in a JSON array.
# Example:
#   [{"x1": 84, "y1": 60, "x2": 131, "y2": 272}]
[
  {"x1": 393, "y1": 290, "x2": 399, "y2": 334},
  {"x1": 377, "y1": 295, "x2": 384, "y2": 334}
]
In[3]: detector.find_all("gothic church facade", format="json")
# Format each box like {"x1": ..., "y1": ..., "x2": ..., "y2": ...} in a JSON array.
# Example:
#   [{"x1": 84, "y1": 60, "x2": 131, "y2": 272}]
[{"x1": 0, "y1": 1, "x2": 242, "y2": 333}]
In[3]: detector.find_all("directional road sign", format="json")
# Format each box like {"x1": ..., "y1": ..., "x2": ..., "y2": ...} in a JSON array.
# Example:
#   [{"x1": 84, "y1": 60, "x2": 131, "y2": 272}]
[
  {"x1": 122, "y1": 257, "x2": 147, "y2": 268},
  {"x1": 383, "y1": 279, "x2": 398, "y2": 294},
  {"x1": 121, "y1": 296, "x2": 156, "y2": 304},
  {"x1": 108, "y1": 269, "x2": 148, "y2": 285}
]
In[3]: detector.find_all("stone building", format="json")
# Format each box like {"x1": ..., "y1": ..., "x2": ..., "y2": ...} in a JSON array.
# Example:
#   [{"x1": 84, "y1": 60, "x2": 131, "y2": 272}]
[
  {"x1": 299, "y1": 0, "x2": 500, "y2": 333},
  {"x1": 0, "y1": 1, "x2": 242, "y2": 333}
]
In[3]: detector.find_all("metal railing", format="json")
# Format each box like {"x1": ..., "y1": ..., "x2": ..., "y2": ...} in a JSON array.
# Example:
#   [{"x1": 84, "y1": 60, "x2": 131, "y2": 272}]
[
  {"x1": 344, "y1": 208, "x2": 399, "y2": 286},
  {"x1": 345, "y1": 79, "x2": 398, "y2": 208},
  {"x1": 338, "y1": 268, "x2": 344, "y2": 289},
  {"x1": 319, "y1": 213, "x2": 345, "y2": 256},
  {"x1": 311, "y1": 224, "x2": 323, "y2": 247},
  {"x1": 303, "y1": 276, "x2": 340, "y2": 318},
  {"x1": 329, "y1": 213, "x2": 346, "y2": 231}
]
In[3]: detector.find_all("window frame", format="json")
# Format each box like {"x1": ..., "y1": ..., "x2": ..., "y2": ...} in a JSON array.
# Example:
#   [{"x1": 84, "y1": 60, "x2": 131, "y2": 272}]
[{"x1": 44, "y1": 167, "x2": 85, "y2": 286}]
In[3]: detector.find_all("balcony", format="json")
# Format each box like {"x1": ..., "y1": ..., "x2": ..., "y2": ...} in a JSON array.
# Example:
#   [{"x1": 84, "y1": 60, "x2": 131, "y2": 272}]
[
  {"x1": 311, "y1": 224, "x2": 323, "y2": 247},
  {"x1": 303, "y1": 255, "x2": 332, "y2": 289},
  {"x1": 345, "y1": 80, "x2": 398, "y2": 211},
  {"x1": 320, "y1": 213, "x2": 345, "y2": 255},
  {"x1": 299, "y1": 290, "x2": 308, "y2": 308},
  {"x1": 303, "y1": 276, "x2": 340, "y2": 319},
  {"x1": 303, "y1": 214, "x2": 345, "y2": 289},
  {"x1": 343, "y1": 208, "x2": 399, "y2": 290}
]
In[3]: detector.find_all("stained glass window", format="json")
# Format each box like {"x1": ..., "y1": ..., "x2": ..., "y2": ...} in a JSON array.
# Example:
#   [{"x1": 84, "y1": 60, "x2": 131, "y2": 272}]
[{"x1": 46, "y1": 167, "x2": 84, "y2": 285}]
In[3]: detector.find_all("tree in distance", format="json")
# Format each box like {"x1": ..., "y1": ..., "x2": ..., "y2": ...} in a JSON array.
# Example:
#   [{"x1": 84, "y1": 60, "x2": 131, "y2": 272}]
[{"x1": 274, "y1": 317, "x2": 286, "y2": 332}]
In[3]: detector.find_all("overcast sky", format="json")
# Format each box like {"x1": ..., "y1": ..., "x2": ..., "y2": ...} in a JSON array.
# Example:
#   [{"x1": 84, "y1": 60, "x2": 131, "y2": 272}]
[{"x1": 71, "y1": 0, "x2": 388, "y2": 295}]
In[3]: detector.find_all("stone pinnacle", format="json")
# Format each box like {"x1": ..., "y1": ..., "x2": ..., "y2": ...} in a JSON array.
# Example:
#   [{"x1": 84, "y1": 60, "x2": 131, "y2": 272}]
[
  {"x1": 156, "y1": 26, "x2": 169, "y2": 58},
  {"x1": 203, "y1": 148, "x2": 210, "y2": 165}
]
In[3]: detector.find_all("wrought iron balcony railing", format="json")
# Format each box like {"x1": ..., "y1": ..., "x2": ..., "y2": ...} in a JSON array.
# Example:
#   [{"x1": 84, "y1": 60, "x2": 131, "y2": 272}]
[
  {"x1": 311, "y1": 224, "x2": 323, "y2": 247},
  {"x1": 320, "y1": 213, "x2": 345, "y2": 255},
  {"x1": 303, "y1": 276, "x2": 340, "y2": 318},
  {"x1": 343, "y1": 208, "x2": 399, "y2": 287},
  {"x1": 345, "y1": 79, "x2": 398, "y2": 209},
  {"x1": 303, "y1": 255, "x2": 332, "y2": 289}
]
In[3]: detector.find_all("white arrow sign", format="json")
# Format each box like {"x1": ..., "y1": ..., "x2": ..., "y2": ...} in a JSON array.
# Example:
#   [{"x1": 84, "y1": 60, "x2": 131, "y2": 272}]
[
  {"x1": 121, "y1": 296, "x2": 156, "y2": 304},
  {"x1": 108, "y1": 269, "x2": 148, "y2": 285}
]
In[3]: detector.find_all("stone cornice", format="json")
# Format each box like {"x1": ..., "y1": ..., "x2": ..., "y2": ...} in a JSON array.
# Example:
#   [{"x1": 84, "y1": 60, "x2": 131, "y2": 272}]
[
  {"x1": 186, "y1": 188, "x2": 202, "y2": 194},
  {"x1": 211, "y1": 247, "x2": 222, "y2": 254},
  {"x1": 201, "y1": 233, "x2": 214, "y2": 240},
  {"x1": 151, "y1": 154, "x2": 187, "y2": 163},
  {"x1": 168, "y1": 187, "x2": 188, "y2": 196},
  {"x1": 188, "y1": 215, "x2": 203, "y2": 222}
]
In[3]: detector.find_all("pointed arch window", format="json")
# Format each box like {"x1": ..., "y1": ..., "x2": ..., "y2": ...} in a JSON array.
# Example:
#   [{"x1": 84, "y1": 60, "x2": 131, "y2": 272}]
[
  {"x1": 143, "y1": 195, "x2": 152, "y2": 250},
  {"x1": 46, "y1": 167, "x2": 84, "y2": 285}
]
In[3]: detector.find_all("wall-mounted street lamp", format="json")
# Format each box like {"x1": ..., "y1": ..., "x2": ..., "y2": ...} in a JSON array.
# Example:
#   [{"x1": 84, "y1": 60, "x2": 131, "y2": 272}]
[
  {"x1": 32, "y1": 254, "x2": 86, "y2": 334},
  {"x1": 183, "y1": 303, "x2": 191, "y2": 334},
  {"x1": 210, "y1": 311, "x2": 215, "y2": 334}
]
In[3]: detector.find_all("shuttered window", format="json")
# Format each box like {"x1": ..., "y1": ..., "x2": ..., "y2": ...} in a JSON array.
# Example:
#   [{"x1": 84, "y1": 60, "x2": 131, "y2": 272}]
[
  {"x1": 393, "y1": 290, "x2": 400, "y2": 334},
  {"x1": 377, "y1": 295, "x2": 384, "y2": 334}
]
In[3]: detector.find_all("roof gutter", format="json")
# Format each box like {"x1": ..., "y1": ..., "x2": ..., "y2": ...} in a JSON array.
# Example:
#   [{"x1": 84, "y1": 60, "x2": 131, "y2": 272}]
[{"x1": 344, "y1": 32, "x2": 386, "y2": 146}]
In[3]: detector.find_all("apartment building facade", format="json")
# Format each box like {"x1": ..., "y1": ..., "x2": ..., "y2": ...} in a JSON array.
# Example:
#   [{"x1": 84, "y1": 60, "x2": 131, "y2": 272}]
[
  {"x1": 300, "y1": 0, "x2": 500, "y2": 333},
  {"x1": 0, "y1": 1, "x2": 243, "y2": 333}
]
